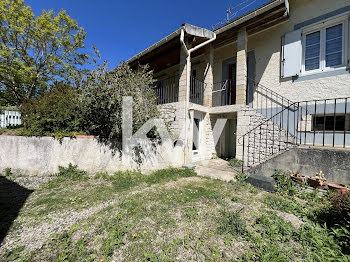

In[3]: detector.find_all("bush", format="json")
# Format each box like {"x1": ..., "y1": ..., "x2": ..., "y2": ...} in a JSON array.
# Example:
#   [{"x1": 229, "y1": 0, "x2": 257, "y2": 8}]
[
  {"x1": 80, "y1": 62, "x2": 159, "y2": 138},
  {"x1": 56, "y1": 163, "x2": 88, "y2": 180},
  {"x1": 20, "y1": 83, "x2": 83, "y2": 137}
]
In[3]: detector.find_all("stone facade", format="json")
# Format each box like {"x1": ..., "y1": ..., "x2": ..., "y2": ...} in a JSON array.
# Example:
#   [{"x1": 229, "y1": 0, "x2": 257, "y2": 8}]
[{"x1": 236, "y1": 106, "x2": 295, "y2": 167}]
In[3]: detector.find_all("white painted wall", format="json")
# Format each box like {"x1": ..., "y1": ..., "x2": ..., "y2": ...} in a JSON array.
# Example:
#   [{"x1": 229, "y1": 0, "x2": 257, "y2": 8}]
[
  {"x1": 0, "y1": 136, "x2": 184, "y2": 175},
  {"x1": 248, "y1": 0, "x2": 350, "y2": 102}
]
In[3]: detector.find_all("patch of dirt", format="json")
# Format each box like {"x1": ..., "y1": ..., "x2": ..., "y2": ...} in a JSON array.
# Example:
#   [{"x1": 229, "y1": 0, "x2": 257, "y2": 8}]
[{"x1": 276, "y1": 211, "x2": 305, "y2": 229}]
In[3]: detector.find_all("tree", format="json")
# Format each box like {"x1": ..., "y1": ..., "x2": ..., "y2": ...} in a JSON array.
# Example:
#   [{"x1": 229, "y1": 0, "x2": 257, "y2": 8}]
[
  {"x1": 20, "y1": 82, "x2": 82, "y2": 136},
  {"x1": 80, "y1": 62, "x2": 158, "y2": 139},
  {"x1": 0, "y1": 0, "x2": 94, "y2": 105}
]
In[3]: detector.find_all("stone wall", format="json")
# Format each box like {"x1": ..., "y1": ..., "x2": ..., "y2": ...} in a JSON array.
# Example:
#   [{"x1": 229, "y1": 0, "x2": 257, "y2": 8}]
[
  {"x1": 247, "y1": 146, "x2": 350, "y2": 184},
  {"x1": 0, "y1": 136, "x2": 184, "y2": 175},
  {"x1": 236, "y1": 106, "x2": 294, "y2": 166}
]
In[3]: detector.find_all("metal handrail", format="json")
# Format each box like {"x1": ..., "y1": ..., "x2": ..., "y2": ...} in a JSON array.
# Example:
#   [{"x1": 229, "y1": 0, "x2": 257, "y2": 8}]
[
  {"x1": 246, "y1": 76, "x2": 294, "y2": 107},
  {"x1": 241, "y1": 96, "x2": 350, "y2": 172}
]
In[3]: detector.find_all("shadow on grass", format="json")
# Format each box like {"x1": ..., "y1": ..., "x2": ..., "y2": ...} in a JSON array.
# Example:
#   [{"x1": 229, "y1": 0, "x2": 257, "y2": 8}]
[{"x1": 0, "y1": 176, "x2": 33, "y2": 244}]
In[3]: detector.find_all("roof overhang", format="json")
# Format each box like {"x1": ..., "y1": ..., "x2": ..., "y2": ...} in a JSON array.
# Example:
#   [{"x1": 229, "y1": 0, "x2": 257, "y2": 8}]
[
  {"x1": 213, "y1": 0, "x2": 289, "y2": 48},
  {"x1": 214, "y1": 0, "x2": 289, "y2": 34},
  {"x1": 128, "y1": 23, "x2": 215, "y2": 66}
]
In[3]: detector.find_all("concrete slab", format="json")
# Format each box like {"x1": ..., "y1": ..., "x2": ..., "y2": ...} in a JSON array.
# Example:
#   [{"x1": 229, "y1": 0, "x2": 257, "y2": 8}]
[{"x1": 195, "y1": 166, "x2": 237, "y2": 182}]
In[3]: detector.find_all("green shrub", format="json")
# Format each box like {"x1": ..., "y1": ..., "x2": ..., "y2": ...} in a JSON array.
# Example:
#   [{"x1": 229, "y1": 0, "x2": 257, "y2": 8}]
[
  {"x1": 326, "y1": 193, "x2": 350, "y2": 227},
  {"x1": 20, "y1": 83, "x2": 83, "y2": 137},
  {"x1": 56, "y1": 163, "x2": 88, "y2": 181}
]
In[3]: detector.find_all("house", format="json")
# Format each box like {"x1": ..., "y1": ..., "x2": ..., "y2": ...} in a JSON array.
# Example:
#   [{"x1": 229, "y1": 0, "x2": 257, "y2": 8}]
[{"x1": 128, "y1": 0, "x2": 350, "y2": 176}]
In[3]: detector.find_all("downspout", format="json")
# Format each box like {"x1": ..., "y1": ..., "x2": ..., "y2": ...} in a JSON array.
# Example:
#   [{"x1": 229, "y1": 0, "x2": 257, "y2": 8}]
[{"x1": 180, "y1": 28, "x2": 216, "y2": 164}]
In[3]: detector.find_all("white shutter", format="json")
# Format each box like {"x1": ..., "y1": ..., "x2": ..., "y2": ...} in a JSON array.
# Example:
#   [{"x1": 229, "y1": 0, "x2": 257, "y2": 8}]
[
  {"x1": 347, "y1": 17, "x2": 350, "y2": 70},
  {"x1": 281, "y1": 29, "x2": 302, "y2": 78}
]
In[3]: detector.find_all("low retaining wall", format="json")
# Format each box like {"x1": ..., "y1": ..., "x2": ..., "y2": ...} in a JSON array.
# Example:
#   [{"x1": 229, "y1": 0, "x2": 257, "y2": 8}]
[
  {"x1": 0, "y1": 136, "x2": 184, "y2": 175},
  {"x1": 247, "y1": 147, "x2": 350, "y2": 184}
]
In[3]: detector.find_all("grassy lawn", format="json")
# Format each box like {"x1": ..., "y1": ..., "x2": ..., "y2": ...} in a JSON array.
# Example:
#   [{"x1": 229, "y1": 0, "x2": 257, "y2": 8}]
[{"x1": 1, "y1": 166, "x2": 349, "y2": 261}]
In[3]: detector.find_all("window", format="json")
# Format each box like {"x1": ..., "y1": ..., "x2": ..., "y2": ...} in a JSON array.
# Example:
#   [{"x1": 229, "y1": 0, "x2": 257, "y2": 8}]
[
  {"x1": 312, "y1": 114, "x2": 349, "y2": 131},
  {"x1": 305, "y1": 31, "x2": 321, "y2": 71},
  {"x1": 302, "y1": 16, "x2": 348, "y2": 74}
]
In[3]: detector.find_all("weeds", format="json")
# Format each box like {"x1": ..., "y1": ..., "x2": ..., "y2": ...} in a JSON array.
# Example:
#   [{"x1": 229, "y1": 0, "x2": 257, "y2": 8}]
[
  {"x1": 56, "y1": 163, "x2": 88, "y2": 181},
  {"x1": 94, "y1": 171, "x2": 109, "y2": 179},
  {"x1": 182, "y1": 206, "x2": 199, "y2": 221},
  {"x1": 272, "y1": 169, "x2": 297, "y2": 196},
  {"x1": 217, "y1": 209, "x2": 249, "y2": 237},
  {"x1": 3, "y1": 167, "x2": 12, "y2": 177},
  {"x1": 228, "y1": 158, "x2": 242, "y2": 169},
  {"x1": 100, "y1": 216, "x2": 127, "y2": 258},
  {"x1": 3, "y1": 167, "x2": 350, "y2": 261}
]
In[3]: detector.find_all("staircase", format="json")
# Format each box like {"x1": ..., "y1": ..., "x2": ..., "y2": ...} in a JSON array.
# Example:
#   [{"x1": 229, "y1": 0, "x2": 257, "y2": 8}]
[{"x1": 241, "y1": 81, "x2": 350, "y2": 172}]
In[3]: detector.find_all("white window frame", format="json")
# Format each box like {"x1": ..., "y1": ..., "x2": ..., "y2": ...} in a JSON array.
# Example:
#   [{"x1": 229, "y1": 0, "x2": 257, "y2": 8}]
[{"x1": 301, "y1": 14, "x2": 349, "y2": 75}]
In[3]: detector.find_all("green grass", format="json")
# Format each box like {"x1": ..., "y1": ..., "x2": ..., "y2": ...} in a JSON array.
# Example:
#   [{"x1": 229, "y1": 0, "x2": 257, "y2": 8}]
[{"x1": 1, "y1": 167, "x2": 350, "y2": 261}]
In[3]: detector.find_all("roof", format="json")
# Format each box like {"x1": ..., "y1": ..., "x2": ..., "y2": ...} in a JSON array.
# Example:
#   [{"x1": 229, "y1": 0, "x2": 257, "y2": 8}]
[
  {"x1": 214, "y1": 0, "x2": 287, "y2": 34},
  {"x1": 127, "y1": 0, "x2": 289, "y2": 64},
  {"x1": 127, "y1": 23, "x2": 215, "y2": 64}
]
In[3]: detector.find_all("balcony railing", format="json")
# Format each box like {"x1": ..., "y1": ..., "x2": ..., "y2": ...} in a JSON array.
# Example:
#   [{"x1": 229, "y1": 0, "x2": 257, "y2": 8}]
[
  {"x1": 190, "y1": 77, "x2": 204, "y2": 105},
  {"x1": 153, "y1": 76, "x2": 179, "y2": 105},
  {"x1": 212, "y1": 80, "x2": 235, "y2": 107}
]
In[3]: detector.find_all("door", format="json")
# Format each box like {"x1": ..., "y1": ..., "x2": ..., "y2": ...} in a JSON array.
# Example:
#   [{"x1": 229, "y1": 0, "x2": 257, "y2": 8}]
[
  {"x1": 224, "y1": 119, "x2": 237, "y2": 158},
  {"x1": 228, "y1": 64, "x2": 237, "y2": 105}
]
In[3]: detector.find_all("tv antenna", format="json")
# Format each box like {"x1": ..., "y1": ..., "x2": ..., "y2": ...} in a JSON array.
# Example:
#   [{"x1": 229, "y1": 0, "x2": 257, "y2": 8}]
[{"x1": 213, "y1": 0, "x2": 257, "y2": 29}]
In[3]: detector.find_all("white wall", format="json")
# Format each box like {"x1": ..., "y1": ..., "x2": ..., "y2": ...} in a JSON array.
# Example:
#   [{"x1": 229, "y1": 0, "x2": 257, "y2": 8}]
[
  {"x1": 0, "y1": 136, "x2": 184, "y2": 175},
  {"x1": 248, "y1": 0, "x2": 350, "y2": 102}
]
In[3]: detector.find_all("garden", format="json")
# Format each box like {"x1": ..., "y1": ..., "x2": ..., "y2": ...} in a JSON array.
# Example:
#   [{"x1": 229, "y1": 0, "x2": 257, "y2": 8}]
[{"x1": 1, "y1": 167, "x2": 349, "y2": 261}]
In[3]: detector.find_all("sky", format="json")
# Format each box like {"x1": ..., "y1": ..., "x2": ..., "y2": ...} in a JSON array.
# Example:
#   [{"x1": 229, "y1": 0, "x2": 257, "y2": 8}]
[{"x1": 25, "y1": 0, "x2": 270, "y2": 68}]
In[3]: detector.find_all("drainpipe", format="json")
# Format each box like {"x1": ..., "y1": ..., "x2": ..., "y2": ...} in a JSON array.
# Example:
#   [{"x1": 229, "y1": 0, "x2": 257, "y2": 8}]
[{"x1": 180, "y1": 28, "x2": 216, "y2": 164}]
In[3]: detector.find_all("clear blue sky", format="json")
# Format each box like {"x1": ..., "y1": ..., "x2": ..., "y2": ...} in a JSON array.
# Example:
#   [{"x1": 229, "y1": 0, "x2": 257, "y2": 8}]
[{"x1": 25, "y1": 0, "x2": 270, "y2": 68}]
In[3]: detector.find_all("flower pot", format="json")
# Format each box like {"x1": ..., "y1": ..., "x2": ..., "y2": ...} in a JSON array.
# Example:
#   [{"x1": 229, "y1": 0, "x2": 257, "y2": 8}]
[
  {"x1": 327, "y1": 182, "x2": 348, "y2": 195},
  {"x1": 307, "y1": 177, "x2": 324, "y2": 188},
  {"x1": 291, "y1": 176, "x2": 306, "y2": 184}
]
